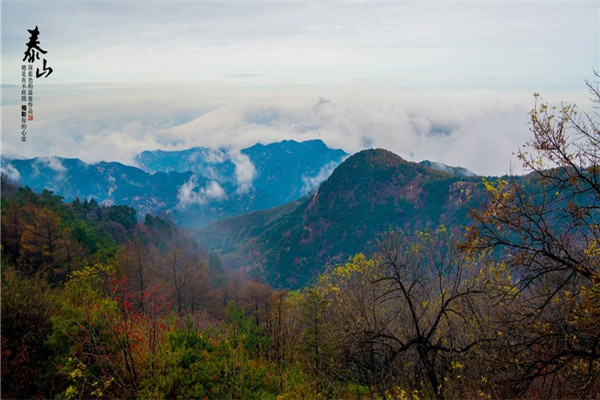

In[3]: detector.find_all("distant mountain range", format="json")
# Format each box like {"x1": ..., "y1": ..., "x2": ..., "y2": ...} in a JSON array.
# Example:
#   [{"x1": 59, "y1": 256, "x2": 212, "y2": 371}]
[
  {"x1": 135, "y1": 139, "x2": 349, "y2": 204},
  {"x1": 195, "y1": 149, "x2": 485, "y2": 289},
  {"x1": 1, "y1": 140, "x2": 348, "y2": 227},
  {"x1": 2, "y1": 140, "x2": 476, "y2": 230}
]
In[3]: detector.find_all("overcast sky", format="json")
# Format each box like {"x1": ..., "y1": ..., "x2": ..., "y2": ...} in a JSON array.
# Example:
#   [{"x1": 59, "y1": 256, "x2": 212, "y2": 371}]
[{"x1": 1, "y1": 1, "x2": 598, "y2": 176}]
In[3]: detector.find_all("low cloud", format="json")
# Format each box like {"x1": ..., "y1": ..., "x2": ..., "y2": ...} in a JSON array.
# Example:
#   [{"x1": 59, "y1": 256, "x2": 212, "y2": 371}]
[
  {"x1": 301, "y1": 160, "x2": 341, "y2": 195},
  {"x1": 31, "y1": 157, "x2": 69, "y2": 189},
  {"x1": 1, "y1": 162, "x2": 21, "y2": 183},
  {"x1": 201, "y1": 149, "x2": 227, "y2": 164},
  {"x1": 229, "y1": 150, "x2": 256, "y2": 194},
  {"x1": 176, "y1": 175, "x2": 227, "y2": 209},
  {"x1": 38, "y1": 156, "x2": 67, "y2": 173}
]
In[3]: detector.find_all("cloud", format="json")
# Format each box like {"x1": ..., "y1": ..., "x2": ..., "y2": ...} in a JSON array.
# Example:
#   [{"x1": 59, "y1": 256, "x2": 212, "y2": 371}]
[
  {"x1": 176, "y1": 175, "x2": 227, "y2": 209},
  {"x1": 200, "y1": 149, "x2": 227, "y2": 164},
  {"x1": 38, "y1": 156, "x2": 67, "y2": 173},
  {"x1": 0, "y1": 81, "x2": 594, "y2": 177},
  {"x1": 301, "y1": 160, "x2": 342, "y2": 195},
  {"x1": 228, "y1": 150, "x2": 256, "y2": 194},
  {"x1": 1, "y1": 162, "x2": 21, "y2": 182},
  {"x1": 2, "y1": 1, "x2": 596, "y2": 178},
  {"x1": 2, "y1": 2, "x2": 596, "y2": 90},
  {"x1": 425, "y1": 161, "x2": 476, "y2": 178},
  {"x1": 32, "y1": 157, "x2": 69, "y2": 187}
]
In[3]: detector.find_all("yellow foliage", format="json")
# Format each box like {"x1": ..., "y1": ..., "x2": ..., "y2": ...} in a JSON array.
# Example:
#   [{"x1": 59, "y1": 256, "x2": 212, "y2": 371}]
[
  {"x1": 68, "y1": 263, "x2": 116, "y2": 289},
  {"x1": 388, "y1": 387, "x2": 422, "y2": 400},
  {"x1": 482, "y1": 177, "x2": 508, "y2": 193},
  {"x1": 64, "y1": 385, "x2": 78, "y2": 400},
  {"x1": 451, "y1": 361, "x2": 465, "y2": 370}
]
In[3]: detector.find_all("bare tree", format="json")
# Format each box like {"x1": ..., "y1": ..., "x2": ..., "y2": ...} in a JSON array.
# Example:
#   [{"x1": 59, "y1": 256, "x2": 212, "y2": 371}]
[
  {"x1": 468, "y1": 73, "x2": 600, "y2": 397},
  {"x1": 373, "y1": 228, "x2": 484, "y2": 399}
]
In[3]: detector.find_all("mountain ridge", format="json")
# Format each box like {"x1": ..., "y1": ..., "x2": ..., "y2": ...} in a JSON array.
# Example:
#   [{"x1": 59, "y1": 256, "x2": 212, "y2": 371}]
[
  {"x1": 2, "y1": 141, "x2": 480, "y2": 236},
  {"x1": 1, "y1": 140, "x2": 347, "y2": 227}
]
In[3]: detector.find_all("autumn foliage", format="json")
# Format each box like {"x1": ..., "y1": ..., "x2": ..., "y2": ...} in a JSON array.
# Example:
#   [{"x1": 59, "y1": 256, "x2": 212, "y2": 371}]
[{"x1": 2, "y1": 74, "x2": 600, "y2": 399}]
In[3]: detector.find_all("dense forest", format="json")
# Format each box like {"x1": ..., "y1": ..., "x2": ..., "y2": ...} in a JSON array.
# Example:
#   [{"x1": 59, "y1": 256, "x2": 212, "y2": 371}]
[{"x1": 2, "y1": 80, "x2": 600, "y2": 399}]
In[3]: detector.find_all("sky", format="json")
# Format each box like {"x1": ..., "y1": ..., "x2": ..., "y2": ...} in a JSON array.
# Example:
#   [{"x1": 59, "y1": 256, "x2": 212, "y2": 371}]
[{"x1": 1, "y1": 1, "x2": 598, "y2": 176}]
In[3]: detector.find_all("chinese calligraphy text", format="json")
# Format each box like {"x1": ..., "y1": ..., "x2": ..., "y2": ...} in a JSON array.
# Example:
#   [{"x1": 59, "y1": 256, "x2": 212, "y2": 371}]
[{"x1": 21, "y1": 26, "x2": 53, "y2": 142}]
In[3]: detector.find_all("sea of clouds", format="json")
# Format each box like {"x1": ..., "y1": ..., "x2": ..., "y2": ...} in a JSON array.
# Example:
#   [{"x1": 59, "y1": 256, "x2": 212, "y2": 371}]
[{"x1": 0, "y1": 82, "x2": 591, "y2": 177}]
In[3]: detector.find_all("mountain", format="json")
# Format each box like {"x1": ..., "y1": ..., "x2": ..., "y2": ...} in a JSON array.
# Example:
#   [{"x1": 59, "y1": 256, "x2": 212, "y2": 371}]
[
  {"x1": 135, "y1": 139, "x2": 348, "y2": 205},
  {"x1": 195, "y1": 149, "x2": 485, "y2": 289},
  {"x1": 1, "y1": 157, "x2": 195, "y2": 217},
  {"x1": 242, "y1": 140, "x2": 348, "y2": 203},
  {"x1": 1, "y1": 140, "x2": 347, "y2": 228}
]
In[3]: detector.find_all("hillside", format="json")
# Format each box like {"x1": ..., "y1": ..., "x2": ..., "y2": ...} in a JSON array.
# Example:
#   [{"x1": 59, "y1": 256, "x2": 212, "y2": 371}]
[{"x1": 196, "y1": 149, "x2": 485, "y2": 288}]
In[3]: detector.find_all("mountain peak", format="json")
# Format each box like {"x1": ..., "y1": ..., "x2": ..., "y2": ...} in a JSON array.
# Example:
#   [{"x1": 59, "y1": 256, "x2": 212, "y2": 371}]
[
  {"x1": 318, "y1": 148, "x2": 431, "y2": 197},
  {"x1": 244, "y1": 138, "x2": 331, "y2": 152},
  {"x1": 342, "y1": 148, "x2": 408, "y2": 168},
  {"x1": 197, "y1": 147, "x2": 483, "y2": 289}
]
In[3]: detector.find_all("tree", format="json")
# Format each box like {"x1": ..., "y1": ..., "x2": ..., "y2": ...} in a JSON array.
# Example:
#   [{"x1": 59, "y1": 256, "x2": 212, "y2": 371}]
[
  {"x1": 310, "y1": 254, "x2": 392, "y2": 392},
  {"x1": 146, "y1": 225, "x2": 208, "y2": 314},
  {"x1": 373, "y1": 228, "x2": 484, "y2": 399},
  {"x1": 1, "y1": 202, "x2": 26, "y2": 265},
  {"x1": 20, "y1": 207, "x2": 68, "y2": 279},
  {"x1": 296, "y1": 229, "x2": 485, "y2": 399},
  {"x1": 104, "y1": 205, "x2": 137, "y2": 236},
  {"x1": 300, "y1": 287, "x2": 330, "y2": 391},
  {"x1": 117, "y1": 231, "x2": 153, "y2": 312},
  {"x1": 49, "y1": 264, "x2": 171, "y2": 399},
  {"x1": 468, "y1": 73, "x2": 600, "y2": 397},
  {"x1": 1, "y1": 268, "x2": 56, "y2": 398}
]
